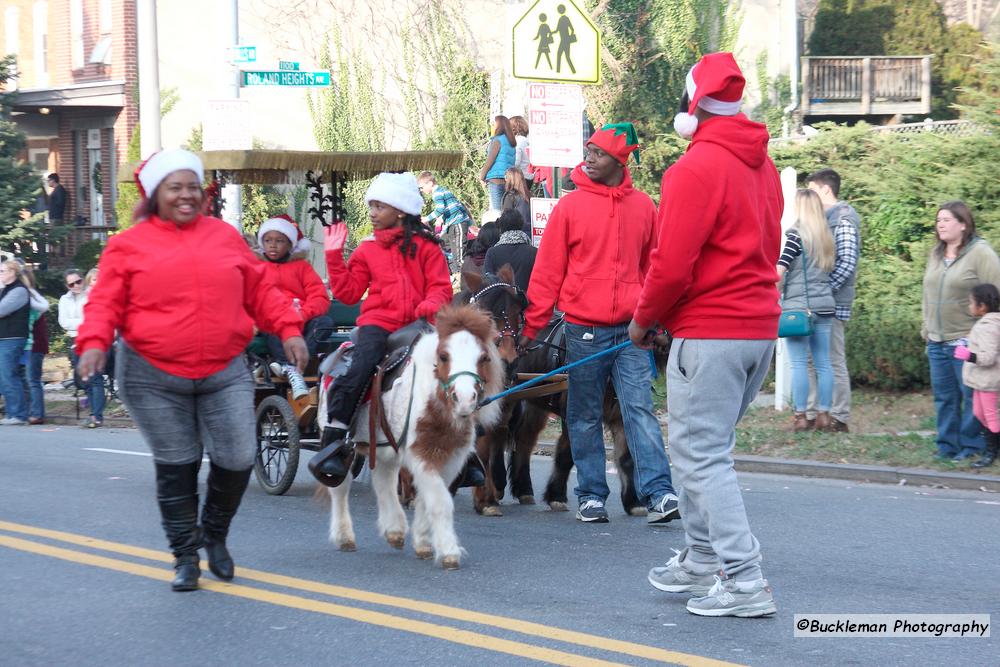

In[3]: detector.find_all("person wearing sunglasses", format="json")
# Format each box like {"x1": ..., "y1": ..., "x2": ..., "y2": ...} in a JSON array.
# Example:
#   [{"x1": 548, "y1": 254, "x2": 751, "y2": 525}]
[{"x1": 58, "y1": 268, "x2": 105, "y2": 427}]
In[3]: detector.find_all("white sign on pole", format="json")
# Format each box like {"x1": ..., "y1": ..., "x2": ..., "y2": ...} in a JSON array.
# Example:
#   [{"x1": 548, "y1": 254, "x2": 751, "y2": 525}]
[
  {"x1": 527, "y1": 82, "x2": 583, "y2": 168},
  {"x1": 774, "y1": 165, "x2": 799, "y2": 412},
  {"x1": 203, "y1": 99, "x2": 252, "y2": 151},
  {"x1": 530, "y1": 197, "x2": 559, "y2": 247}
]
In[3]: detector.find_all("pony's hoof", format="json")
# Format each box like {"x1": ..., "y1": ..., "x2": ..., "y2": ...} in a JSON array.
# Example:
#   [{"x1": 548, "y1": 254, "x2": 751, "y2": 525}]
[
  {"x1": 548, "y1": 501, "x2": 569, "y2": 512},
  {"x1": 339, "y1": 540, "x2": 357, "y2": 552},
  {"x1": 441, "y1": 556, "x2": 461, "y2": 570},
  {"x1": 386, "y1": 532, "x2": 405, "y2": 550},
  {"x1": 481, "y1": 505, "x2": 503, "y2": 517},
  {"x1": 628, "y1": 506, "x2": 648, "y2": 517},
  {"x1": 415, "y1": 546, "x2": 433, "y2": 560},
  {"x1": 518, "y1": 495, "x2": 536, "y2": 505}
]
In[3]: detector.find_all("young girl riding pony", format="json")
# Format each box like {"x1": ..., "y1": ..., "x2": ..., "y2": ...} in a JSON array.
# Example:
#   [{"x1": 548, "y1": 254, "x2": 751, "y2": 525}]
[{"x1": 309, "y1": 172, "x2": 461, "y2": 486}]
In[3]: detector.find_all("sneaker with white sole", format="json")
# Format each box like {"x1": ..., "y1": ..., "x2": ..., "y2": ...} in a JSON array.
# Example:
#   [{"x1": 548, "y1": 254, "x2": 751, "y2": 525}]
[
  {"x1": 268, "y1": 362, "x2": 286, "y2": 380},
  {"x1": 686, "y1": 575, "x2": 776, "y2": 617},
  {"x1": 1, "y1": 417, "x2": 28, "y2": 426},
  {"x1": 284, "y1": 365, "x2": 310, "y2": 400},
  {"x1": 576, "y1": 499, "x2": 609, "y2": 523},
  {"x1": 647, "y1": 548, "x2": 717, "y2": 595},
  {"x1": 647, "y1": 493, "x2": 680, "y2": 524}
]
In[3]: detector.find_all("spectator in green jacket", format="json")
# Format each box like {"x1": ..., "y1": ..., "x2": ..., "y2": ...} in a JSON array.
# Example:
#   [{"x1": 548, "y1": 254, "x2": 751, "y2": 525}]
[{"x1": 418, "y1": 171, "x2": 472, "y2": 273}]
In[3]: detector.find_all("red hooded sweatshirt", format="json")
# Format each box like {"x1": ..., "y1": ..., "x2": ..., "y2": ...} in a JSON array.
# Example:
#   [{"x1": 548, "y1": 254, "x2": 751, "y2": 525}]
[
  {"x1": 634, "y1": 114, "x2": 783, "y2": 339},
  {"x1": 523, "y1": 164, "x2": 658, "y2": 339},
  {"x1": 259, "y1": 252, "x2": 331, "y2": 321},
  {"x1": 76, "y1": 214, "x2": 303, "y2": 379},
  {"x1": 325, "y1": 226, "x2": 453, "y2": 332}
]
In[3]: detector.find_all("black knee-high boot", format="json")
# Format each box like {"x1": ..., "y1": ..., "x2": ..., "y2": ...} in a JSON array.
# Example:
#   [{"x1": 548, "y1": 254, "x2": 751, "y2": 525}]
[
  {"x1": 201, "y1": 463, "x2": 252, "y2": 580},
  {"x1": 155, "y1": 461, "x2": 202, "y2": 592},
  {"x1": 973, "y1": 430, "x2": 1000, "y2": 468}
]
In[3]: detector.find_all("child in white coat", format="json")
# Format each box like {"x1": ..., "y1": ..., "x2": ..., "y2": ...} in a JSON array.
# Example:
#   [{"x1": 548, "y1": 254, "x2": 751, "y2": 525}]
[{"x1": 953, "y1": 283, "x2": 1000, "y2": 468}]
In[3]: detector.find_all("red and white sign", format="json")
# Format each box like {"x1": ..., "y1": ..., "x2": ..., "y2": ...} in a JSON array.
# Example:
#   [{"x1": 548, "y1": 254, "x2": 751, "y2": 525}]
[
  {"x1": 527, "y1": 83, "x2": 584, "y2": 169},
  {"x1": 530, "y1": 197, "x2": 558, "y2": 248}
]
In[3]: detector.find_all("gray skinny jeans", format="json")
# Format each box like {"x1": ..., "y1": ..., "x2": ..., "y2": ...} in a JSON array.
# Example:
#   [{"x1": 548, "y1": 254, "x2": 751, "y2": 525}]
[{"x1": 116, "y1": 341, "x2": 256, "y2": 469}]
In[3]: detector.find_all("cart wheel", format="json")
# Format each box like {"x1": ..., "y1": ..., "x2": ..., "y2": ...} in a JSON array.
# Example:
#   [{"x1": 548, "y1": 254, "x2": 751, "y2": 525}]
[{"x1": 254, "y1": 395, "x2": 300, "y2": 495}]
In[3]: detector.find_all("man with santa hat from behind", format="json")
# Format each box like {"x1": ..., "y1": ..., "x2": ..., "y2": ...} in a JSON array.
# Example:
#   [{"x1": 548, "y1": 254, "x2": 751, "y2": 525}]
[{"x1": 630, "y1": 52, "x2": 783, "y2": 617}]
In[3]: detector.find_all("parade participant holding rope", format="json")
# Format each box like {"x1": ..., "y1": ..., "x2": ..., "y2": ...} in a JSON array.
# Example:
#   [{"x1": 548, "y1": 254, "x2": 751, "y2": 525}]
[
  {"x1": 76, "y1": 149, "x2": 307, "y2": 592},
  {"x1": 519, "y1": 122, "x2": 679, "y2": 525},
  {"x1": 631, "y1": 53, "x2": 782, "y2": 617}
]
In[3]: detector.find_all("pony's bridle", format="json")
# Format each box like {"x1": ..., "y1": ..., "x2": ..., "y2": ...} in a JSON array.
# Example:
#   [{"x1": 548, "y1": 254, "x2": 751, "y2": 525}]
[
  {"x1": 439, "y1": 370, "x2": 485, "y2": 396},
  {"x1": 469, "y1": 280, "x2": 528, "y2": 350}
]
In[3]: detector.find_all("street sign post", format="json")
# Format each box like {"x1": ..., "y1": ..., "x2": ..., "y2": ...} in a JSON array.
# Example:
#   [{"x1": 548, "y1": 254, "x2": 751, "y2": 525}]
[
  {"x1": 512, "y1": 0, "x2": 600, "y2": 85},
  {"x1": 230, "y1": 45, "x2": 257, "y2": 63},
  {"x1": 241, "y1": 70, "x2": 331, "y2": 87},
  {"x1": 526, "y1": 82, "x2": 584, "y2": 169},
  {"x1": 530, "y1": 198, "x2": 559, "y2": 247}
]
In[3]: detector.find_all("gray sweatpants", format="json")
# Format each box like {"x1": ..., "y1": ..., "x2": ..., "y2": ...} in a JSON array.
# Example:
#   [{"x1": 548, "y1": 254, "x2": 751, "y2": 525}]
[
  {"x1": 116, "y1": 341, "x2": 257, "y2": 470},
  {"x1": 666, "y1": 338, "x2": 774, "y2": 582}
]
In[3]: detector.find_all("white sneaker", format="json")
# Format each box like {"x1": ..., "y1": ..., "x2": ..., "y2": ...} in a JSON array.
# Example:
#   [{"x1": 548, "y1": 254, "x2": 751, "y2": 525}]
[
  {"x1": 268, "y1": 362, "x2": 286, "y2": 380},
  {"x1": 1, "y1": 417, "x2": 28, "y2": 425},
  {"x1": 284, "y1": 365, "x2": 310, "y2": 400}
]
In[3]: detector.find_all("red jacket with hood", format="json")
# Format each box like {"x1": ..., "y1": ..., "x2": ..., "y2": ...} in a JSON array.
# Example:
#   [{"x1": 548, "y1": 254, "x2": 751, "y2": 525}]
[
  {"x1": 76, "y1": 214, "x2": 303, "y2": 379},
  {"x1": 326, "y1": 227, "x2": 452, "y2": 332},
  {"x1": 259, "y1": 252, "x2": 331, "y2": 321},
  {"x1": 524, "y1": 165, "x2": 658, "y2": 339},
  {"x1": 634, "y1": 114, "x2": 783, "y2": 339}
]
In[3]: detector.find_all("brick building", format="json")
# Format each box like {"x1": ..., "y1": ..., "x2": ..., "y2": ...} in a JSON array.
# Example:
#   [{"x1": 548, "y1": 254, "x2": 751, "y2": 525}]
[{"x1": 2, "y1": 0, "x2": 137, "y2": 264}]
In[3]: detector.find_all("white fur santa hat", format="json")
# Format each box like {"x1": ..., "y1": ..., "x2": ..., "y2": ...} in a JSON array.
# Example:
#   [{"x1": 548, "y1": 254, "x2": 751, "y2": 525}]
[
  {"x1": 364, "y1": 172, "x2": 424, "y2": 216},
  {"x1": 134, "y1": 148, "x2": 204, "y2": 198},
  {"x1": 673, "y1": 52, "x2": 746, "y2": 140},
  {"x1": 257, "y1": 214, "x2": 311, "y2": 254}
]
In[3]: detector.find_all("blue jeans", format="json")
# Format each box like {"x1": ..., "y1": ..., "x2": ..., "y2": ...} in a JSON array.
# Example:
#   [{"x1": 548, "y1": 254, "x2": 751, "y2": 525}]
[
  {"x1": 0, "y1": 338, "x2": 28, "y2": 421},
  {"x1": 70, "y1": 348, "x2": 106, "y2": 421},
  {"x1": 20, "y1": 350, "x2": 45, "y2": 420},
  {"x1": 927, "y1": 341, "x2": 984, "y2": 457},
  {"x1": 565, "y1": 322, "x2": 675, "y2": 507},
  {"x1": 785, "y1": 315, "x2": 834, "y2": 412},
  {"x1": 487, "y1": 182, "x2": 504, "y2": 210}
]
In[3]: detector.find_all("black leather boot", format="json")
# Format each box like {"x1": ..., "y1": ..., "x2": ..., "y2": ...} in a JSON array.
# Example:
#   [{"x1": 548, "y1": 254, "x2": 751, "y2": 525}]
[
  {"x1": 973, "y1": 430, "x2": 1000, "y2": 468},
  {"x1": 155, "y1": 461, "x2": 202, "y2": 592},
  {"x1": 308, "y1": 427, "x2": 354, "y2": 487},
  {"x1": 201, "y1": 463, "x2": 252, "y2": 580}
]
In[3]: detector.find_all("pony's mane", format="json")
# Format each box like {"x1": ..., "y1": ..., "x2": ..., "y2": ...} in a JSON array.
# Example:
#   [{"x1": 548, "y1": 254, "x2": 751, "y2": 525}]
[{"x1": 435, "y1": 304, "x2": 496, "y2": 345}]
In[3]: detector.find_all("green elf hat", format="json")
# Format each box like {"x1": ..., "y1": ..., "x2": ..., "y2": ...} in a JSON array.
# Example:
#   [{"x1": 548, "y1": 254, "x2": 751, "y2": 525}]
[{"x1": 587, "y1": 122, "x2": 642, "y2": 165}]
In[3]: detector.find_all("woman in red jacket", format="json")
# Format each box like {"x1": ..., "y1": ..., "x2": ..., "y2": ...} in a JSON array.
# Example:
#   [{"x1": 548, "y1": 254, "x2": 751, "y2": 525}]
[
  {"x1": 76, "y1": 149, "x2": 307, "y2": 592},
  {"x1": 256, "y1": 214, "x2": 332, "y2": 398},
  {"x1": 309, "y1": 172, "x2": 454, "y2": 486}
]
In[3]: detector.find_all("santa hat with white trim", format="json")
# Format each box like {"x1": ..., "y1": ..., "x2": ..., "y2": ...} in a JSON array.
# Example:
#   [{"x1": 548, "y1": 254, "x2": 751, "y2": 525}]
[
  {"x1": 257, "y1": 214, "x2": 311, "y2": 255},
  {"x1": 134, "y1": 148, "x2": 204, "y2": 199},
  {"x1": 673, "y1": 52, "x2": 746, "y2": 140}
]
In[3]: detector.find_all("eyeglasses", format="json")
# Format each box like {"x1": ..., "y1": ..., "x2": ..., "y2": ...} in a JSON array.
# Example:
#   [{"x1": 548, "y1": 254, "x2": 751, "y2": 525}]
[{"x1": 67, "y1": 279, "x2": 83, "y2": 287}]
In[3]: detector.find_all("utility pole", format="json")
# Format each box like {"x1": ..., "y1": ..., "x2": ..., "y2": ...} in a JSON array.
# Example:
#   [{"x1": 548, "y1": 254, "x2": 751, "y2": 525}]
[
  {"x1": 222, "y1": 0, "x2": 243, "y2": 232},
  {"x1": 136, "y1": 0, "x2": 161, "y2": 157}
]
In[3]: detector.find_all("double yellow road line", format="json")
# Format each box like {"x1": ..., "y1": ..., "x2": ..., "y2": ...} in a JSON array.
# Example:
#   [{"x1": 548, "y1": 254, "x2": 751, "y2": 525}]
[{"x1": 0, "y1": 520, "x2": 742, "y2": 667}]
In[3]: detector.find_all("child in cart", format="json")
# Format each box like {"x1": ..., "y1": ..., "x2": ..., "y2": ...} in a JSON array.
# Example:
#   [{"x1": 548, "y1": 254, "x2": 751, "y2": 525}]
[
  {"x1": 953, "y1": 283, "x2": 1000, "y2": 468},
  {"x1": 256, "y1": 214, "x2": 332, "y2": 398}
]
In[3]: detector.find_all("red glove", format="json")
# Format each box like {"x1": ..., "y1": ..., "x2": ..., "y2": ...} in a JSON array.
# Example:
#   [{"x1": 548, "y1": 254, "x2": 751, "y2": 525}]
[
  {"x1": 324, "y1": 223, "x2": 348, "y2": 253},
  {"x1": 954, "y1": 345, "x2": 972, "y2": 361}
]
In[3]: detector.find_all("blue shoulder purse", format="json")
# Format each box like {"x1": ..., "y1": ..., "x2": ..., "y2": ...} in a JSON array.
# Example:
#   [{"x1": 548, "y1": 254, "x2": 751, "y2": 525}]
[{"x1": 777, "y1": 244, "x2": 814, "y2": 338}]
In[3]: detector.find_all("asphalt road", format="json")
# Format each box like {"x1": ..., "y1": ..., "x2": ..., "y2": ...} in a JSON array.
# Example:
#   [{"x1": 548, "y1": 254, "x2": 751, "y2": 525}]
[{"x1": 1, "y1": 425, "x2": 998, "y2": 666}]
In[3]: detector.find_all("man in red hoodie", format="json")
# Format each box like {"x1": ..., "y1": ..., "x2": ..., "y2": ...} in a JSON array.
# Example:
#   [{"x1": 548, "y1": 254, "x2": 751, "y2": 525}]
[
  {"x1": 521, "y1": 123, "x2": 679, "y2": 526},
  {"x1": 630, "y1": 53, "x2": 782, "y2": 618}
]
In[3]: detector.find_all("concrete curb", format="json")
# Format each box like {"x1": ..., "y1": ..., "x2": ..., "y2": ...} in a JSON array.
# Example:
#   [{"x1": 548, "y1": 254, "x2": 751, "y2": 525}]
[{"x1": 535, "y1": 442, "x2": 1000, "y2": 493}]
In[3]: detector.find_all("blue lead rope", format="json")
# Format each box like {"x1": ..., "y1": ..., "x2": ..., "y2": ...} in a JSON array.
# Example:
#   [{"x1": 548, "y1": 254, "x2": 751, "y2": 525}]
[{"x1": 478, "y1": 340, "x2": 633, "y2": 408}]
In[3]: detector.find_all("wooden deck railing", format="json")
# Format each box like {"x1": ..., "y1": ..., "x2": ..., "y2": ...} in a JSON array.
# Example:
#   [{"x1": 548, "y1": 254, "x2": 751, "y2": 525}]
[{"x1": 802, "y1": 56, "x2": 932, "y2": 116}]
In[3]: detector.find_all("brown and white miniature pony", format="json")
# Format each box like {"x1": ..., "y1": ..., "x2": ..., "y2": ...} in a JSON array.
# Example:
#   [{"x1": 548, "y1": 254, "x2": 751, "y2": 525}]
[{"x1": 318, "y1": 305, "x2": 504, "y2": 569}]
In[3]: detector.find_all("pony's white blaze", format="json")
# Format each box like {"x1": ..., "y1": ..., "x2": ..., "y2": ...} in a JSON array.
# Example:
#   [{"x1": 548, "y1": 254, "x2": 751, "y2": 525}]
[{"x1": 444, "y1": 330, "x2": 483, "y2": 418}]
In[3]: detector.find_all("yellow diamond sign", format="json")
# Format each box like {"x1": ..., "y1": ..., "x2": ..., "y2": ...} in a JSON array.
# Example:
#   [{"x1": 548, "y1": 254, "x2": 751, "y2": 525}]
[{"x1": 512, "y1": 0, "x2": 601, "y2": 85}]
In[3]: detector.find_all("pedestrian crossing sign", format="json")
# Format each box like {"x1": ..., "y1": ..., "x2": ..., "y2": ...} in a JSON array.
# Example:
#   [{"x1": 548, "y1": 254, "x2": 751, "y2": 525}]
[{"x1": 512, "y1": 0, "x2": 601, "y2": 85}]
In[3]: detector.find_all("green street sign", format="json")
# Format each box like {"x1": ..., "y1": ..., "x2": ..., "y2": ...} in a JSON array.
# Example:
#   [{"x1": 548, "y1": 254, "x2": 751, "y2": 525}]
[
  {"x1": 279, "y1": 61, "x2": 300, "y2": 71},
  {"x1": 231, "y1": 46, "x2": 256, "y2": 63},
  {"x1": 241, "y1": 70, "x2": 331, "y2": 87}
]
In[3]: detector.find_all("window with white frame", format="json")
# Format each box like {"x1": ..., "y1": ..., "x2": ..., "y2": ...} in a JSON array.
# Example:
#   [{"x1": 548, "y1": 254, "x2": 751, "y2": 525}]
[
  {"x1": 89, "y1": 0, "x2": 113, "y2": 65},
  {"x1": 71, "y1": 0, "x2": 83, "y2": 70},
  {"x1": 33, "y1": 2, "x2": 48, "y2": 86}
]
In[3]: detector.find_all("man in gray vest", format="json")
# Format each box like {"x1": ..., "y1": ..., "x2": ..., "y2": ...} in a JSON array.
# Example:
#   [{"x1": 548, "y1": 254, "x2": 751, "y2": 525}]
[{"x1": 806, "y1": 168, "x2": 860, "y2": 432}]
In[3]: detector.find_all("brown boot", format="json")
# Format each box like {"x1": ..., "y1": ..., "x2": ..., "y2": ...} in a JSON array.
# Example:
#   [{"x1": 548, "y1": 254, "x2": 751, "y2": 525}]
[
  {"x1": 792, "y1": 412, "x2": 811, "y2": 432},
  {"x1": 814, "y1": 412, "x2": 833, "y2": 431},
  {"x1": 830, "y1": 418, "x2": 850, "y2": 433}
]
